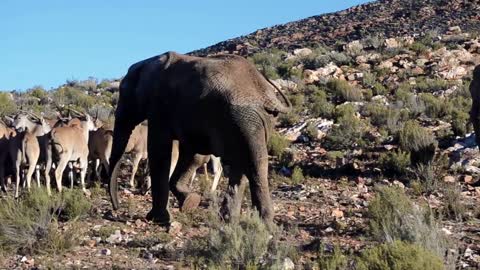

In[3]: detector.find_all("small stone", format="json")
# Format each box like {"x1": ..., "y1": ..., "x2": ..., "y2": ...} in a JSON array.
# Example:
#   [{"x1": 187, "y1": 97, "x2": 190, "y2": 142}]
[
  {"x1": 463, "y1": 175, "x2": 474, "y2": 184},
  {"x1": 442, "y1": 228, "x2": 453, "y2": 235},
  {"x1": 135, "y1": 219, "x2": 144, "y2": 227},
  {"x1": 85, "y1": 239, "x2": 97, "y2": 248},
  {"x1": 105, "y1": 230, "x2": 122, "y2": 244},
  {"x1": 324, "y1": 227, "x2": 334, "y2": 233},
  {"x1": 443, "y1": 176, "x2": 455, "y2": 183},
  {"x1": 282, "y1": 257, "x2": 295, "y2": 270},
  {"x1": 101, "y1": 248, "x2": 111, "y2": 256},
  {"x1": 169, "y1": 221, "x2": 183, "y2": 235},
  {"x1": 331, "y1": 209, "x2": 344, "y2": 219},
  {"x1": 393, "y1": 180, "x2": 405, "y2": 189}
]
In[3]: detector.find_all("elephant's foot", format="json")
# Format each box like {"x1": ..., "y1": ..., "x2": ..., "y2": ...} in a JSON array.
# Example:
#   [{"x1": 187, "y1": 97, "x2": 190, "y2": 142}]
[
  {"x1": 146, "y1": 208, "x2": 171, "y2": 227},
  {"x1": 180, "y1": 193, "x2": 201, "y2": 212}
]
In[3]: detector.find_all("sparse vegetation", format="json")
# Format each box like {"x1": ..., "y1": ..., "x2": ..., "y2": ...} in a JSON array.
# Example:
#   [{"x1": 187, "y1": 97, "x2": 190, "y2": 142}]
[
  {"x1": 186, "y1": 205, "x2": 294, "y2": 269},
  {"x1": 399, "y1": 120, "x2": 438, "y2": 165},
  {"x1": 356, "y1": 241, "x2": 445, "y2": 270},
  {"x1": 379, "y1": 150, "x2": 411, "y2": 176},
  {"x1": 327, "y1": 79, "x2": 363, "y2": 102},
  {"x1": 268, "y1": 132, "x2": 290, "y2": 157},
  {"x1": 0, "y1": 188, "x2": 83, "y2": 255}
]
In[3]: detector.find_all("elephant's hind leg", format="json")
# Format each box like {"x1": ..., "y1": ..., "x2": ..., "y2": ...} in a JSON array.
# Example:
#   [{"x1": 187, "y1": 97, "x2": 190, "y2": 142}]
[
  {"x1": 221, "y1": 166, "x2": 247, "y2": 222},
  {"x1": 169, "y1": 151, "x2": 205, "y2": 212}
]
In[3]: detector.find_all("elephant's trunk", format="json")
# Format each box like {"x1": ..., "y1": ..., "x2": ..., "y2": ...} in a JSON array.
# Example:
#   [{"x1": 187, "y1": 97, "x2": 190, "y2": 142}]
[
  {"x1": 263, "y1": 76, "x2": 292, "y2": 114},
  {"x1": 108, "y1": 121, "x2": 135, "y2": 210}
]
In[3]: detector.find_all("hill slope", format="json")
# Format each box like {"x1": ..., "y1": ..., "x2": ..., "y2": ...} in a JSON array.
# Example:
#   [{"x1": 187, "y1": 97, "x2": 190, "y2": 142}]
[{"x1": 191, "y1": 0, "x2": 480, "y2": 56}]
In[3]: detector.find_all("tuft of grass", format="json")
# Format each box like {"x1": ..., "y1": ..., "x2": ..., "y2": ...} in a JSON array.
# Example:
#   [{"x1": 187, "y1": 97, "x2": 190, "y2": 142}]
[
  {"x1": 399, "y1": 120, "x2": 437, "y2": 166},
  {"x1": 0, "y1": 187, "x2": 82, "y2": 255},
  {"x1": 268, "y1": 132, "x2": 290, "y2": 158},
  {"x1": 186, "y1": 206, "x2": 295, "y2": 269},
  {"x1": 327, "y1": 79, "x2": 363, "y2": 102},
  {"x1": 441, "y1": 183, "x2": 466, "y2": 221},
  {"x1": 317, "y1": 245, "x2": 348, "y2": 270},
  {"x1": 60, "y1": 189, "x2": 92, "y2": 221},
  {"x1": 379, "y1": 150, "x2": 411, "y2": 176},
  {"x1": 367, "y1": 186, "x2": 456, "y2": 266},
  {"x1": 304, "y1": 122, "x2": 319, "y2": 141},
  {"x1": 324, "y1": 110, "x2": 368, "y2": 150},
  {"x1": 291, "y1": 166, "x2": 304, "y2": 184},
  {"x1": 356, "y1": 241, "x2": 445, "y2": 270}
]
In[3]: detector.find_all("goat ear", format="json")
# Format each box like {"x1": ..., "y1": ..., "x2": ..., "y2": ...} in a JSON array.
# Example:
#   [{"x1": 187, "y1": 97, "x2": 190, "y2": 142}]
[{"x1": 4, "y1": 116, "x2": 14, "y2": 125}]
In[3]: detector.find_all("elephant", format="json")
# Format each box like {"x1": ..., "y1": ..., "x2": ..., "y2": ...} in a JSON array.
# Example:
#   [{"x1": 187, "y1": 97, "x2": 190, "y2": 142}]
[
  {"x1": 470, "y1": 65, "x2": 480, "y2": 146},
  {"x1": 109, "y1": 51, "x2": 291, "y2": 226}
]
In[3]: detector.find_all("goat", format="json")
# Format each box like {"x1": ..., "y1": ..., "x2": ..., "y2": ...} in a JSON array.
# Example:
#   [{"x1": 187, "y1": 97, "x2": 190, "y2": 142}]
[
  {"x1": 9, "y1": 112, "x2": 52, "y2": 196},
  {"x1": 48, "y1": 110, "x2": 97, "y2": 194},
  {"x1": 0, "y1": 121, "x2": 15, "y2": 193},
  {"x1": 88, "y1": 126, "x2": 113, "y2": 183}
]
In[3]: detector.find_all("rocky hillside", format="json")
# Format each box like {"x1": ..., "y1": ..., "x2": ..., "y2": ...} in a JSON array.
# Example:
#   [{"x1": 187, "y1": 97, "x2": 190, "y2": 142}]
[
  {"x1": 191, "y1": 0, "x2": 480, "y2": 56},
  {"x1": 2, "y1": 1, "x2": 480, "y2": 268}
]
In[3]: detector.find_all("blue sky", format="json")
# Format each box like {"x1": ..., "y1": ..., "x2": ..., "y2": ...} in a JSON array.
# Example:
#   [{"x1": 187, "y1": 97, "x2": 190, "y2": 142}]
[{"x1": 0, "y1": 0, "x2": 371, "y2": 91}]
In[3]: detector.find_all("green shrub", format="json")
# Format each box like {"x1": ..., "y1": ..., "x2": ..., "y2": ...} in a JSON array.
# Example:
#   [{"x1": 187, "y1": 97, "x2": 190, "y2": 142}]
[
  {"x1": 186, "y1": 208, "x2": 293, "y2": 269},
  {"x1": 441, "y1": 183, "x2": 466, "y2": 221},
  {"x1": 329, "y1": 52, "x2": 352, "y2": 66},
  {"x1": 324, "y1": 111, "x2": 367, "y2": 150},
  {"x1": 399, "y1": 121, "x2": 437, "y2": 165},
  {"x1": 287, "y1": 93, "x2": 305, "y2": 109},
  {"x1": 363, "y1": 102, "x2": 390, "y2": 127},
  {"x1": 379, "y1": 150, "x2": 410, "y2": 176},
  {"x1": 291, "y1": 166, "x2": 304, "y2": 184},
  {"x1": 0, "y1": 187, "x2": 80, "y2": 255},
  {"x1": 268, "y1": 132, "x2": 290, "y2": 157},
  {"x1": 419, "y1": 93, "x2": 447, "y2": 118},
  {"x1": 53, "y1": 86, "x2": 96, "y2": 110},
  {"x1": 362, "y1": 72, "x2": 377, "y2": 88},
  {"x1": 0, "y1": 92, "x2": 16, "y2": 116},
  {"x1": 450, "y1": 109, "x2": 469, "y2": 137},
  {"x1": 317, "y1": 245, "x2": 348, "y2": 270},
  {"x1": 249, "y1": 50, "x2": 285, "y2": 79},
  {"x1": 27, "y1": 86, "x2": 48, "y2": 100},
  {"x1": 278, "y1": 111, "x2": 300, "y2": 126},
  {"x1": 60, "y1": 189, "x2": 92, "y2": 221},
  {"x1": 415, "y1": 77, "x2": 449, "y2": 93},
  {"x1": 368, "y1": 186, "x2": 414, "y2": 242},
  {"x1": 304, "y1": 122, "x2": 319, "y2": 141},
  {"x1": 372, "y1": 82, "x2": 388, "y2": 96},
  {"x1": 367, "y1": 186, "x2": 454, "y2": 264},
  {"x1": 327, "y1": 79, "x2": 363, "y2": 102},
  {"x1": 302, "y1": 54, "x2": 331, "y2": 70},
  {"x1": 309, "y1": 88, "x2": 334, "y2": 118},
  {"x1": 357, "y1": 241, "x2": 444, "y2": 270},
  {"x1": 277, "y1": 62, "x2": 302, "y2": 79},
  {"x1": 410, "y1": 42, "x2": 429, "y2": 54}
]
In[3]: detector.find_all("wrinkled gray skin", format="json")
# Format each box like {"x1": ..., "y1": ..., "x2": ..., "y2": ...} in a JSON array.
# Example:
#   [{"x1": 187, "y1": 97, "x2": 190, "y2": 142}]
[
  {"x1": 470, "y1": 65, "x2": 480, "y2": 146},
  {"x1": 109, "y1": 51, "x2": 291, "y2": 226}
]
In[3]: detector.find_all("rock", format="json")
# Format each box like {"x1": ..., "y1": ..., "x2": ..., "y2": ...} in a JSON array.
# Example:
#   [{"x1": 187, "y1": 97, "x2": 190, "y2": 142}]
[
  {"x1": 463, "y1": 175, "x2": 474, "y2": 184},
  {"x1": 101, "y1": 248, "x2": 111, "y2": 256},
  {"x1": 282, "y1": 257, "x2": 295, "y2": 270},
  {"x1": 293, "y1": 48, "x2": 312, "y2": 57},
  {"x1": 169, "y1": 221, "x2": 183, "y2": 235},
  {"x1": 378, "y1": 60, "x2": 393, "y2": 70},
  {"x1": 416, "y1": 58, "x2": 428, "y2": 67},
  {"x1": 393, "y1": 180, "x2": 405, "y2": 189},
  {"x1": 355, "y1": 55, "x2": 367, "y2": 64},
  {"x1": 443, "y1": 176, "x2": 455, "y2": 183},
  {"x1": 384, "y1": 38, "x2": 399, "y2": 48},
  {"x1": 272, "y1": 79, "x2": 298, "y2": 91},
  {"x1": 448, "y1": 26, "x2": 462, "y2": 34},
  {"x1": 440, "y1": 66, "x2": 467, "y2": 80},
  {"x1": 105, "y1": 230, "x2": 122, "y2": 244},
  {"x1": 331, "y1": 209, "x2": 344, "y2": 219},
  {"x1": 344, "y1": 40, "x2": 363, "y2": 53}
]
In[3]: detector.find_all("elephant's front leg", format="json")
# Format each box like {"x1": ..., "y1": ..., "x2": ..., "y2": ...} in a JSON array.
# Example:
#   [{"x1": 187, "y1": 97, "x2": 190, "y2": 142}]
[
  {"x1": 245, "y1": 135, "x2": 273, "y2": 225},
  {"x1": 146, "y1": 126, "x2": 173, "y2": 226},
  {"x1": 169, "y1": 152, "x2": 203, "y2": 211}
]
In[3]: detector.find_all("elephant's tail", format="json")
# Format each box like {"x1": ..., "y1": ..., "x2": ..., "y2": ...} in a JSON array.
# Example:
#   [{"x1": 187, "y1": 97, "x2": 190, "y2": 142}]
[{"x1": 261, "y1": 74, "x2": 292, "y2": 115}]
